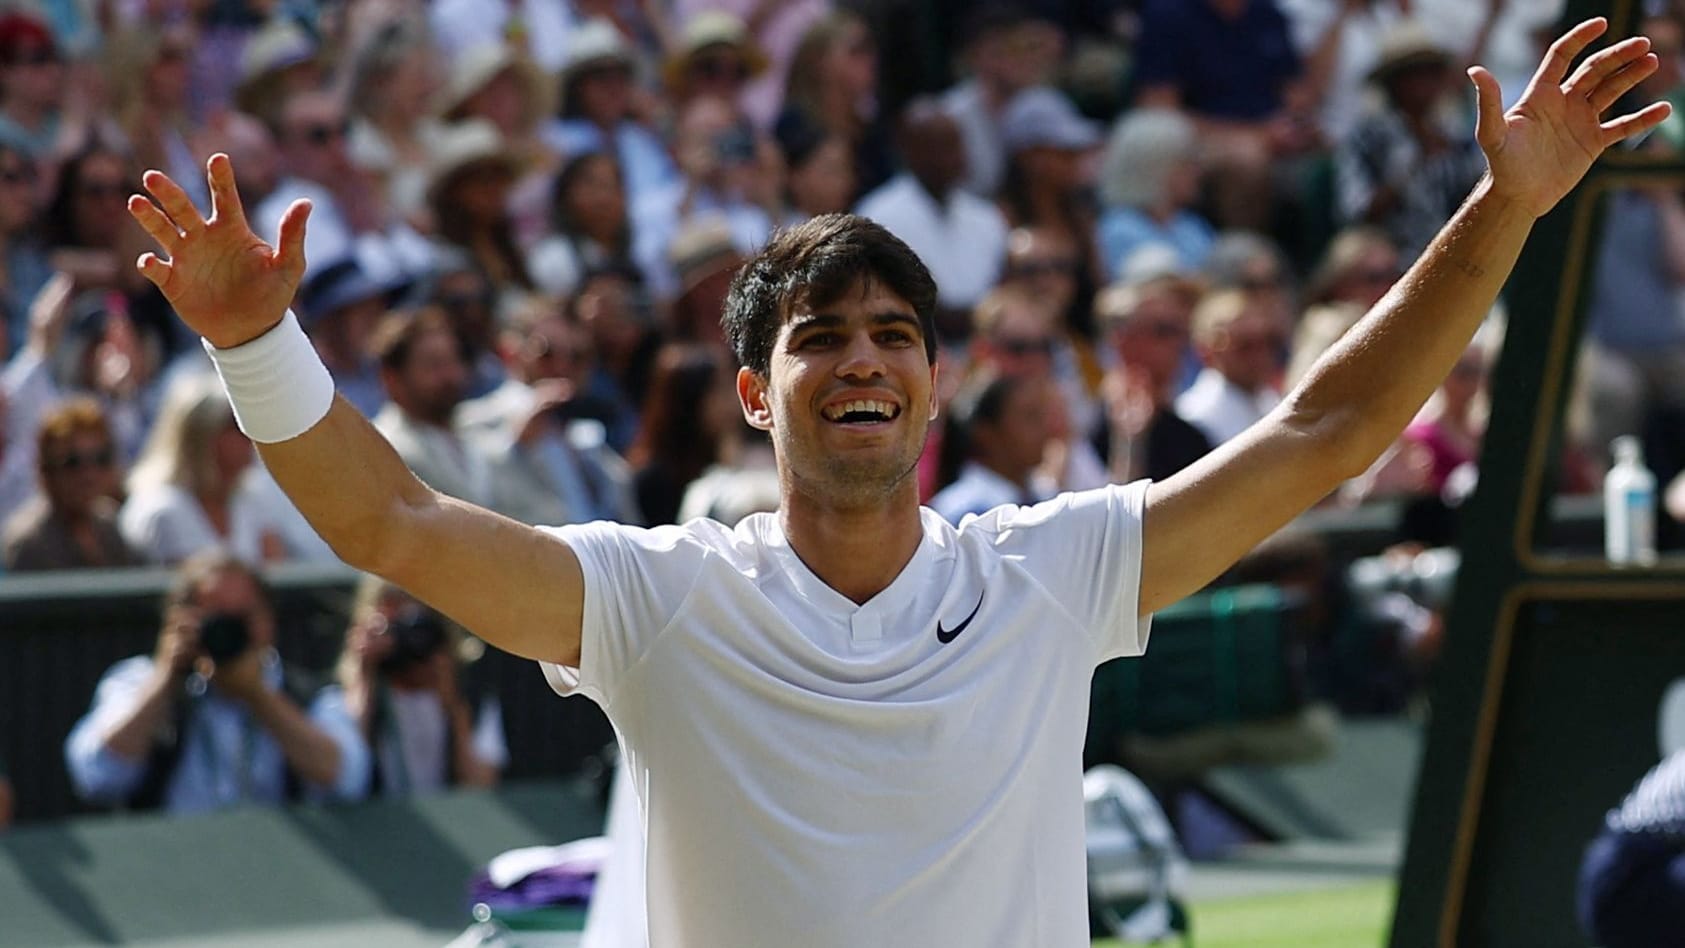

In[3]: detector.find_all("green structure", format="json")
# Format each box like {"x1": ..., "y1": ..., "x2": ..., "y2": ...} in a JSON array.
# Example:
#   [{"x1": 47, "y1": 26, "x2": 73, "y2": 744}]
[{"x1": 1393, "y1": 1, "x2": 1685, "y2": 944}]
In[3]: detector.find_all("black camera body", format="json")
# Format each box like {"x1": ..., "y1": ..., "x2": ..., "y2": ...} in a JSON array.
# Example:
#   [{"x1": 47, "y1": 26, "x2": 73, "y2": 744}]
[
  {"x1": 199, "y1": 612, "x2": 250, "y2": 664},
  {"x1": 380, "y1": 610, "x2": 448, "y2": 673}
]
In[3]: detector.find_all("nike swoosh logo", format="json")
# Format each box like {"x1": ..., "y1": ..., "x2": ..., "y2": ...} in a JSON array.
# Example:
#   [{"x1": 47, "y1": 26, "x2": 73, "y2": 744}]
[{"x1": 936, "y1": 593, "x2": 984, "y2": 644}]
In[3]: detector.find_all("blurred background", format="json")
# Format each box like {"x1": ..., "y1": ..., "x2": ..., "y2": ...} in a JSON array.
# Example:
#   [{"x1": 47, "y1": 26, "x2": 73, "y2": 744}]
[{"x1": 2, "y1": 0, "x2": 1684, "y2": 944}]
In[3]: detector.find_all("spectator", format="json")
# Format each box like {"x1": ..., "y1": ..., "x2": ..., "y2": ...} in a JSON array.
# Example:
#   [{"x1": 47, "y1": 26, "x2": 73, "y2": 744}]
[
  {"x1": 458, "y1": 300, "x2": 640, "y2": 527},
  {"x1": 63, "y1": 550, "x2": 368, "y2": 814},
  {"x1": 296, "y1": 256, "x2": 401, "y2": 419},
  {"x1": 1096, "y1": 108, "x2": 1214, "y2": 282},
  {"x1": 425, "y1": 252, "x2": 509, "y2": 400},
  {"x1": 546, "y1": 19, "x2": 676, "y2": 220},
  {"x1": 0, "y1": 12, "x2": 65, "y2": 158},
  {"x1": 371, "y1": 306, "x2": 493, "y2": 506},
  {"x1": 630, "y1": 344, "x2": 736, "y2": 526},
  {"x1": 2, "y1": 395, "x2": 140, "y2": 571},
  {"x1": 231, "y1": 15, "x2": 322, "y2": 133},
  {"x1": 1002, "y1": 224, "x2": 1092, "y2": 345},
  {"x1": 106, "y1": 22, "x2": 201, "y2": 210},
  {"x1": 931, "y1": 372, "x2": 1056, "y2": 522},
  {"x1": 939, "y1": 5, "x2": 1063, "y2": 197},
  {"x1": 855, "y1": 99, "x2": 1008, "y2": 334},
  {"x1": 316, "y1": 576, "x2": 504, "y2": 797},
  {"x1": 0, "y1": 766, "x2": 10, "y2": 829},
  {"x1": 776, "y1": 123, "x2": 856, "y2": 226},
  {"x1": 1, "y1": 272, "x2": 75, "y2": 525},
  {"x1": 1400, "y1": 330, "x2": 1492, "y2": 495},
  {"x1": 664, "y1": 11, "x2": 767, "y2": 116},
  {"x1": 997, "y1": 88, "x2": 1102, "y2": 274},
  {"x1": 1132, "y1": 0, "x2": 1319, "y2": 232},
  {"x1": 424, "y1": 120, "x2": 534, "y2": 311},
  {"x1": 572, "y1": 264, "x2": 658, "y2": 453},
  {"x1": 776, "y1": 9, "x2": 894, "y2": 201},
  {"x1": 436, "y1": 43, "x2": 557, "y2": 240},
  {"x1": 632, "y1": 95, "x2": 773, "y2": 301},
  {"x1": 429, "y1": 0, "x2": 577, "y2": 75},
  {"x1": 529, "y1": 151, "x2": 636, "y2": 298},
  {"x1": 0, "y1": 142, "x2": 51, "y2": 358},
  {"x1": 189, "y1": 110, "x2": 280, "y2": 215},
  {"x1": 1176, "y1": 287, "x2": 1289, "y2": 446},
  {"x1": 256, "y1": 88, "x2": 428, "y2": 287},
  {"x1": 1286, "y1": 225, "x2": 1401, "y2": 389},
  {"x1": 1334, "y1": 22, "x2": 1488, "y2": 258},
  {"x1": 345, "y1": 18, "x2": 445, "y2": 226},
  {"x1": 1093, "y1": 276, "x2": 1213, "y2": 483},
  {"x1": 119, "y1": 372, "x2": 294, "y2": 565},
  {"x1": 667, "y1": 216, "x2": 747, "y2": 349},
  {"x1": 1577, "y1": 747, "x2": 1685, "y2": 948},
  {"x1": 1278, "y1": 0, "x2": 1409, "y2": 141}
]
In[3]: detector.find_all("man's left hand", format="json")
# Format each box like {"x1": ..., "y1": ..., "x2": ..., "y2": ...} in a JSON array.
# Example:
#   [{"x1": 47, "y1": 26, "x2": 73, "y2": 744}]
[{"x1": 1473, "y1": 18, "x2": 1671, "y2": 218}]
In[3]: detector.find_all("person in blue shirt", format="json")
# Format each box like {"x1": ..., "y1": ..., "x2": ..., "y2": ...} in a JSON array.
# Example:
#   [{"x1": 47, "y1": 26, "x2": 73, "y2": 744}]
[{"x1": 64, "y1": 549, "x2": 368, "y2": 814}]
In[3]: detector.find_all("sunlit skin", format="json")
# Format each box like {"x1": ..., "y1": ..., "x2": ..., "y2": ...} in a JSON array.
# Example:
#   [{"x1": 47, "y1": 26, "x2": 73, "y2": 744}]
[
  {"x1": 737, "y1": 279, "x2": 938, "y2": 604},
  {"x1": 121, "y1": 18, "x2": 1671, "y2": 662}
]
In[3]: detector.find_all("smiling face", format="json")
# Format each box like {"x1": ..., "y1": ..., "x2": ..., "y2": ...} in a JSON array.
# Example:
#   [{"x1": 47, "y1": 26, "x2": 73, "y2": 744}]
[{"x1": 739, "y1": 278, "x2": 937, "y2": 511}]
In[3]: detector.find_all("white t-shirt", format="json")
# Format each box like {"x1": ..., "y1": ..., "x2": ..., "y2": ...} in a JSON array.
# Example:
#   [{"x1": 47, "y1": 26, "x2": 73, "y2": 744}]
[{"x1": 541, "y1": 482, "x2": 1152, "y2": 947}]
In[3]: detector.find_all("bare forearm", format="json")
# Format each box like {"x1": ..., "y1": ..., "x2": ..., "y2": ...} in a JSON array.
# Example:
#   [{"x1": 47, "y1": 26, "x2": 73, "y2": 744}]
[
  {"x1": 1287, "y1": 175, "x2": 1533, "y2": 473},
  {"x1": 100, "y1": 671, "x2": 181, "y2": 761},
  {"x1": 246, "y1": 689, "x2": 342, "y2": 787},
  {"x1": 255, "y1": 397, "x2": 433, "y2": 571}
]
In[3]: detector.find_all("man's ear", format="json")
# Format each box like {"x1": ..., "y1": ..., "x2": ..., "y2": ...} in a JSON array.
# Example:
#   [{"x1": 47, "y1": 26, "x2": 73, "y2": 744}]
[
  {"x1": 928, "y1": 360, "x2": 940, "y2": 421},
  {"x1": 738, "y1": 366, "x2": 773, "y2": 431}
]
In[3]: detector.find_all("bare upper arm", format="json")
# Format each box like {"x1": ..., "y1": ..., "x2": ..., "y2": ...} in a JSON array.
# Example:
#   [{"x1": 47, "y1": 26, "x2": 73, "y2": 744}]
[
  {"x1": 374, "y1": 491, "x2": 585, "y2": 667},
  {"x1": 1139, "y1": 413, "x2": 1353, "y2": 615},
  {"x1": 1135, "y1": 85, "x2": 1183, "y2": 110}
]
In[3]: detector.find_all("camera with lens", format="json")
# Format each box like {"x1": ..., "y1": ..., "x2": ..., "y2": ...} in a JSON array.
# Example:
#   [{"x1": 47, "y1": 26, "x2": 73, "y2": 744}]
[
  {"x1": 379, "y1": 609, "x2": 448, "y2": 673},
  {"x1": 199, "y1": 612, "x2": 251, "y2": 664}
]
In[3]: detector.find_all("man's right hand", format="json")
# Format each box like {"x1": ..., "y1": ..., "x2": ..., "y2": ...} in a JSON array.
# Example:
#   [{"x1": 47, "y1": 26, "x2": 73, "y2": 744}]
[
  {"x1": 127, "y1": 153, "x2": 312, "y2": 349},
  {"x1": 154, "y1": 606, "x2": 201, "y2": 681}
]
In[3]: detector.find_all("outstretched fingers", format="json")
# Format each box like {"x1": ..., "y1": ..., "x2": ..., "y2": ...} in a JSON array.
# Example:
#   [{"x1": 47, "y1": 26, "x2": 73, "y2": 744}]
[
  {"x1": 273, "y1": 198, "x2": 313, "y2": 284},
  {"x1": 204, "y1": 153, "x2": 248, "y2": 230},
  {"x1": 1565, "y1": 36, "x2": 1653, "y2": 101},
  {"x1": 141, "y1": 170, "x2": 205, "y2": 236},
  {"x1": 1468, "y1": 66, "x2": 1507, "y2": 153},
  {"x1": 128, "y1": 194, "x2": 183, "y2": 253},
  {"x1": 1601, "y1": 100, "x2": 1673, "y2": 147},
  {"x1": 1587, "y1": 53, "x2": 1660, "y2": 114},
  {"x1": 134, "y1": 251, "x2": 172, "y2": 290},
  {"x1": 1531, "y1": 18, "x2": 1608, "y2": 93}
]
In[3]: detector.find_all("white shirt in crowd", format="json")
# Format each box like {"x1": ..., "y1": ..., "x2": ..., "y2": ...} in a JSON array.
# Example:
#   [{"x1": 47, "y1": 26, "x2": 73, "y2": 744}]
[
  {"x1": 930, "y1": 461, "x2": 1054, "y2": 525},
  {"x1": 1175, "y1": 367, "x2": 1282, "y2": 448},
  {"x1": 855, "y1": 173, "x2": 1009, "y2": 310},
  {"x1": 542, "y1": 482, "x2": 1151, "y2": 947},
  {"x1": 118, "y1": 469, "x2": 313, "y2": 566}
]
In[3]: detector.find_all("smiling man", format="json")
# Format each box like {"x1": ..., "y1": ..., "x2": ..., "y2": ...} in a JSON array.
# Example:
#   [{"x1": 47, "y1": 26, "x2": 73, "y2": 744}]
[{"x1": 126, "y1": 19, "x2": 1666, "y2": 946}]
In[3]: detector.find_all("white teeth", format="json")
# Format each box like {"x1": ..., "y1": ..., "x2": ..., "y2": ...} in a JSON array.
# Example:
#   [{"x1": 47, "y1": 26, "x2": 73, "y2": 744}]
[{"x1": 823, "y1": 400, "x2": 899, "y2": 422}]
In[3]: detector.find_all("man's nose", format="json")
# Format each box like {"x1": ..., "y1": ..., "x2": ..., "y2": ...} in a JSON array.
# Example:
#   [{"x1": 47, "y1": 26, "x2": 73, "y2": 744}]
[{"x1": 835, "y1": 333, "x2": 887, "y2": 379}]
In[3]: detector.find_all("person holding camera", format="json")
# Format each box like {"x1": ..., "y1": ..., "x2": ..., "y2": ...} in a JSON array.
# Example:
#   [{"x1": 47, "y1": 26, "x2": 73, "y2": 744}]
[
  {"x1": 316, "y1": 576, "x2": 504, "y2": 797},
  {"x1": 63, "y1": 549, "x2": 369, "y2": 814}
]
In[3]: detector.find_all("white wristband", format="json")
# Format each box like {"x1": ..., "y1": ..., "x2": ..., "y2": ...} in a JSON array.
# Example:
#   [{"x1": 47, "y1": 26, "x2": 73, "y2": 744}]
[{"x1": 202, "y1": 310, "x2": 335, "y2": 443}]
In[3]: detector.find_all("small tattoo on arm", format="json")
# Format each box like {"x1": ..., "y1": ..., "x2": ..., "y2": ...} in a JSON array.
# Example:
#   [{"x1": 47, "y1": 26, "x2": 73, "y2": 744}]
[{"x1": 1455, "y1": 259, "x2": 1486, "y2": 279}]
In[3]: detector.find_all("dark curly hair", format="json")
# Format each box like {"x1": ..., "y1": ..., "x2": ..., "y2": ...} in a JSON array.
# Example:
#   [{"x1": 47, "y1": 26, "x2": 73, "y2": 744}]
[{"x1": 722, "y1": 213, "x2": 938, "y2": 377}]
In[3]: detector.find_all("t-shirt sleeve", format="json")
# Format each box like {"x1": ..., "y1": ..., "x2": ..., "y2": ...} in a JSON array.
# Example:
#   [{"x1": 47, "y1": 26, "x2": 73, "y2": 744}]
[
  {"x1": 536, "y1": 521, "x2": 710, "y2": 708},
  {"x1": 1129, "y1": 3, "x2": 1189, "y2": 93},
  {"x1": 988, "y1": 480, "x2": 1153, "y2": 663}
]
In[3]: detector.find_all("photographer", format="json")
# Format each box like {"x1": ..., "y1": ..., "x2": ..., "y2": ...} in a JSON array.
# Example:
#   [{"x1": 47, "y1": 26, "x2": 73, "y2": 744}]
[
  {"x1": 63, "y1": 550, "x2": 369, "y2": 814},
  {"x1": 317, "y1": 576, "x2": 504, "y2": 797}
]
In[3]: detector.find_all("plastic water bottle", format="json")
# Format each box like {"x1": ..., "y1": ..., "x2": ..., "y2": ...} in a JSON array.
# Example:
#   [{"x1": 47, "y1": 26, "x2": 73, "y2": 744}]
[{"x1": 1605, "y1": 436, "x2": 1657, "y2": 566}]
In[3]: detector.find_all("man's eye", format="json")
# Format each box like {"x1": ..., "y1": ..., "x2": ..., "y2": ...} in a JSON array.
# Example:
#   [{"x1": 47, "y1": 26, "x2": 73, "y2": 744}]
[
  {"x1": 801, "y1": 333, "x2": 838, "y2": 347},
  {"x1": 878, "y1": 330, "x2": 912, "y2": 345}
]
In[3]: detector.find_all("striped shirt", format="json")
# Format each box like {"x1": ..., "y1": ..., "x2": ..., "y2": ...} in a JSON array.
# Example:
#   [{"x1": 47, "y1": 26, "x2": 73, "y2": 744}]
[{"x1": 1608, "y1": 751, "x2": 1685, "y2": 839}]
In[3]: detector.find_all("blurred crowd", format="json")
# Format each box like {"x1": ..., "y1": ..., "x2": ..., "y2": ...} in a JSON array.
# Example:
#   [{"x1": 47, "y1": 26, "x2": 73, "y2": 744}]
[{"x1": 4, "y1": 0, "x2": 1685, "y2": 827}]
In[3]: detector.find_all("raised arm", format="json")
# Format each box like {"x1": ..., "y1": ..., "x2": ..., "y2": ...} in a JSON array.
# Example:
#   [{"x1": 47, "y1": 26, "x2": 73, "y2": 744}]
[
  {"x1": 1140, "y1": 19, "x2": 1670, "y2": 614},
  {"x1": 128, "y1": 156, "x2": 584, "y2": 667}
]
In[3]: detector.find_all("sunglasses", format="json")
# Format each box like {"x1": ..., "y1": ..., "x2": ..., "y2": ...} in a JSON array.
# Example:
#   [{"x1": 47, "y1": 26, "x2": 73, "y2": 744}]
[
  {"x1": 1008, "y1": 259, "x2": 1077, "y2": 279},
  {"x1": 302, "y1": 121, "x2": 349, "y2": 146},
  {"x1": 997, "y1": 336, "x2": 1054, "y2": 357},
  {"x1": 45, "y1": 447, "x2": 115, "y2": 472},
  {"x1": 690, "y1": 56, "x2": 748, "y2": 83}
]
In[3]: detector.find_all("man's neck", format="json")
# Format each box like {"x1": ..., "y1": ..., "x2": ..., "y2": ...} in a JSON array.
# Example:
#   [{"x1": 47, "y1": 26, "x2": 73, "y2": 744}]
[{"x1": 779, "y1": 480, "x2": 925, "y2": 605}]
